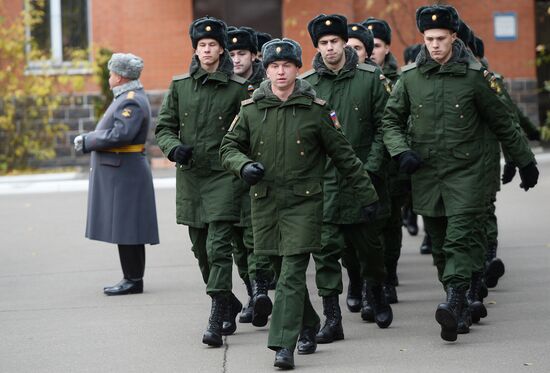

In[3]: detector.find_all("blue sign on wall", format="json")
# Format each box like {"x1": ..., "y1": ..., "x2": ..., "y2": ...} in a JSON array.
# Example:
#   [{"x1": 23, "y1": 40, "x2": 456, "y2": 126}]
[{"x1": 494, "y1": 12, "x2": 517, "y2": 41}]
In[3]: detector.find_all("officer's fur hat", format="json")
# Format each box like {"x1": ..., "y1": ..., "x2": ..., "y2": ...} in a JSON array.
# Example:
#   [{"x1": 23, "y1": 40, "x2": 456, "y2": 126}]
[
  {"x1": 307, "y1": 14, "x2": 348, "y2": 47},
  {"x1": 416, "y1": 5, "x2": 460, "y2": 33},
  {"x1": 107, "y1": 53, "x2": 144, "y2": 80},
  {"x1": 261, "y1": 38, "x2": 302, "y2": 68},
  {"x1": 256, "y1": 32, "x2": 273, "y2": 53},
  {"x1": 189, "y1": 16, "x2": 228, "y2": 49},
  {"x1": 403, "y1": 43, "x2": 422, "y2": 64},
  {"x1": 347, "y1": 23, "x2": 374, "y2": 57},
  {"x1": 362, "y1": 17, "x2": 392, "y2": 45},
  {"x1": 227, "y1": 26, "x2": 258, "y2": 54},
  {"x1": 472, "y1": 36, "x2": 484, "y2": 58},
  {"x1": 457, "y1": 20, "x2": 474, "y2": 48}
]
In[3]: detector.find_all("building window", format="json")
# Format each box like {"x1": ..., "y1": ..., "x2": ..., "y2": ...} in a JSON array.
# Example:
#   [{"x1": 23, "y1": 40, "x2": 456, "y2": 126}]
[
  {"x1": 26, "y1": 0, "x2": 91, "y2": 74},
  {"x1": 193, "y1": 0, "x2": 282, "y2": 39}
]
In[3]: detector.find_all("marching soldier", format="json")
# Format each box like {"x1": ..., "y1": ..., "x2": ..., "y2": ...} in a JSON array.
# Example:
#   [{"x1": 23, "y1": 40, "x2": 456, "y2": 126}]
[
  {"x1": 74, "y1": 53, "x2": 159, "y2": 295},
  {"x1": 155, "y1": 16, "x2": 248, "y2": 347},
  {"x1": 227, "y1": 26, "x2": 274, "y2": 326},
  {"x1": 301, "y1": 14, "x2": 393, "y2": 346},
  {"x1": 220, "y1": 38, "x2": 379, "y2": 370},
  {"x1": 382, "y1": 5, "x2": 539, "y2": 342}
]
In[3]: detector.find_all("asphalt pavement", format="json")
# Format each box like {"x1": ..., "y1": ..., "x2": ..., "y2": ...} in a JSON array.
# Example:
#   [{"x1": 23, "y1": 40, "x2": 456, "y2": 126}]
[{"x1": 0, "y1": 157, "x2": 549, "y2": 373}]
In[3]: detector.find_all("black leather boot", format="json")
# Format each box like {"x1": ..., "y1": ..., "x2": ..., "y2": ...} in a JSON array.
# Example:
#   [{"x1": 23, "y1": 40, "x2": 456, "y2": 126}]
[
  {"x1": 419, "y1": 234, "x2": 432, "y2": 255},
  {"x1": 239, "y1": 279, "x2": 254, "y2": 323},
  {"x1": 457, "y1": 297, "x2": 471, "y2": 334},
  {"x1": 202, "y1": 294, "x2": 226, "y2": 347},
  {"x1": 435, "y1": 287, "x2": 466, "y2": 342},
  {"x1": 316, "y1": 295, "x2": 344, "y2": 343},
  {"x1": 365, "y1": 283, "x2": 393, "y2": 328},
  {"x1": 274, "y1": 348, "x2": 294, "y2": 370},
  {"x1": 485, "y1": 243, "x2": 505, "y2": 288},
  {"x1": 297, "y1": 323, "x2": 320, "y2": 355},
  {"x1": 467, "y1": 272, "x2": 488, "y2": 324},
  {"x1": 252, "y1": 277, "x2": 273, "y2": 327},
  {"x1": 221, "y1": 292, "x2": 242, "y2": 336},
  {"x1": 403, "y1": 207, "x2": 418, "y2": 236},
  {"x1": 346, "y1": 268, "x2": 362, "y2": 313},
  {"x1": 360, "y1": 280, "x2": 374, "y2": 322},
  {"x1": 103, "y1": 278, "x2": 143, "y2": 295}
]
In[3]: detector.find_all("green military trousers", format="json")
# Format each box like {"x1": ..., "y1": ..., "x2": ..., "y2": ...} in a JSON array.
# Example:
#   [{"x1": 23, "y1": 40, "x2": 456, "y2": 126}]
[
  {"x1": 313, "y1": 223, "x2": 346, "y2": 297},
  {"x1": 188, "y1": 221, "x2": 234, "y2": 295},
  {"x1": 341, "y1": 221, "x2": 387, "y2": 284},
  {"x1": 232, "y1": 225, "x2": 274, "y2": 282},
  {"x1": 267, "y1": 254, "x2": 320, "y2": 351},
  {"x1": 423, "y1": 214, "x2": 486, "y2": 289},
  {"x1": 381, "y1": 194, "x2": 406, "y2": 271}
]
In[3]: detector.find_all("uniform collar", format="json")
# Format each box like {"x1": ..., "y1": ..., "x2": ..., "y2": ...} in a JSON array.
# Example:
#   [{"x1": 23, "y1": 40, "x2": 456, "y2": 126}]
[{"x1": 112, "y1": 80, "x2": 143, "y2": 98}]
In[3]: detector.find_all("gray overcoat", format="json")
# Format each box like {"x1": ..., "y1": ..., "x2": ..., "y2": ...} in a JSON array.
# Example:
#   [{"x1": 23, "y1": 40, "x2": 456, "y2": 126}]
[{"x1": 83, "y1": 82, "x2": 159, "y2": 245}]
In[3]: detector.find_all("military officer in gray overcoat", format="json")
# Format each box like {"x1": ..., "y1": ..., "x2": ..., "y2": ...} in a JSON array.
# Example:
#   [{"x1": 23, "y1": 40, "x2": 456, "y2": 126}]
[{"x1": 74, "y1": 53, "x2": 159, "y2": 296}]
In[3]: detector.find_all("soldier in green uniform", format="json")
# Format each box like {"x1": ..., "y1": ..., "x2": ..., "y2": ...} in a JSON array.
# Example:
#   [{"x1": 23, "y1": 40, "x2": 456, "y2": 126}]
[
  {"x1": 220, "y1": 38, "x2": 379, "y2": 370},
  {"x1": 301, "y1": 14, "x2": 393, "y2": 345},
  {"x1": 363, "y1": 17, "x2": 406, "y2": 304},
  {"x1": 155, "y1": 16, "x2": 248, "y2": 347},
  {"x1": 383, "y1": 5, "x2": 539, "y2": 342},
  {"x1": 227, "y1": 26, "x2": 274, "y2": 326}
]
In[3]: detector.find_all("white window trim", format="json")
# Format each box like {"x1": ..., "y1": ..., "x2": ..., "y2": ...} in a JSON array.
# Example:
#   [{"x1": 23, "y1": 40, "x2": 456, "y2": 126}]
[{"x1": 25, "y1": 0, "x2": 93, "y2": 75}]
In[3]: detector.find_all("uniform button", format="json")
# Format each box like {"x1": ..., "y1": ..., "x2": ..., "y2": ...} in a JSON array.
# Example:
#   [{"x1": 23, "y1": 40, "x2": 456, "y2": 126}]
[
  {"x1": 218, "y1": 116, "x2": 222, "y2": 120},
  {"x1": 466, "y1": 153, "x2": 470, "y2": 156},
  {"x1": 221, "y1": 127, "x2": 225, "y2": 130},
  {"x1": 90, "y1": 167, "x2": 92, "y2": 171},
  {"x1": 184, "y1": 112, "x2": 188, "y2": 117},
  {"x1": 296, "y1": 140, "x2": 301, "y2": 144},
  {"x1": 260, "y1": 141, "x2": 264, "y2": 145},
  {"x1": 455, "y1": 104, "x2": 460, "y2": 108},
  {"x1": 257, "y1": 152, "x2": 261, "y2": 156},
  {"x1": 254, "y1": 193, "x2": 258, "y2": 197},
  {"x1": 300, "y1": 151, "x2": 304, "y2": 156},
  {"x1": 460, "y1": 115, "x2": 464, "y2": 118},
  {"x1": 306, "y1": 190, "x2": 310, "y2": 195},
  {"x1": 354, "y1": 107, "x2": 359, "y2": 111},
  {"x1": 419, "y1": 104, "x2": 423, "y2": 108},
  {"x1": 181, "y1": 123, "x2": 185, "y2": 127}
]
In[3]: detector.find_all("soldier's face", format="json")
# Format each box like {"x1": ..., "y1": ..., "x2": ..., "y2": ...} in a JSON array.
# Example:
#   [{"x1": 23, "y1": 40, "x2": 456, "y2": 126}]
[
  {"x1": 370, "y1": 38, "x2": 389, "y2": 67},
  {"x1": 423, "y1": 29, "x2": 456, "y2": 64},
  {"x1": 347, "y1": 38, "x2": 367, "y2": 62},
  {"x1": 266, "y1": 60, "x2": 299, "y2": 91},
  {"x1": 108, "y1": 71, "x2": 123, "y2": 89},
  {"x1": 229, "y1": 49, "x2": 256, "y2": 77},
  {"x1": 317, "y1": 35, "x2": 346, "y2": 66},
  {"x1": 195, "y1": 38, "x2": 224, "y2": 67}
]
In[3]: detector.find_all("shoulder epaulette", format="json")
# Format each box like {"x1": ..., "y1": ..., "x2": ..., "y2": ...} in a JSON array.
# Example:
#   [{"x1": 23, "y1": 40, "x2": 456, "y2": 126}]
[
  {"x1": 356, "y1": 63, "x2": 377, "y2": 73},
  {"x1": 242, "y1": 98, "x2": 255, "y2": 106},
  {"x1": 172, "y1": 73, "x2": 190, "y2": 81},
  {"x1": 494, "y1": 72, "x2": 503, "y2": 80},
  {"x1": 468, "y1": 61, "x2": 483, "y2": 71},
  {"x1": 299, "y1": 69, "x2": 316, "y2": 79},
  {"x1": 126, "y1": 91, "x2": 136, "y2": 100},
  {"x1": 401, "y1": 63, "x2": 417, "y2": 73},
  {"x1": 313, "y1": 97, "x2": 326, "y2": 106},
  {"x1": 229, "y1": 74, "x2": 247, "y2": 84}
]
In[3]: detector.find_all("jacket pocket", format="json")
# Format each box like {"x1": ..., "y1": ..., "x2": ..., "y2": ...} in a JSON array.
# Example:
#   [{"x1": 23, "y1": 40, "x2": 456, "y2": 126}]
[
  {"x1": 451, "y1": 141, "x2": 481, "y2": 160},
  {"x1": 250, "y1": 184, "x2": 268, "y2": 199},
  {"x1": 293, "y1": 182, "x2": 322, "y2": 197},
  {"x1": 99, "y1": 154, "x2": 121, "y2": 167}
]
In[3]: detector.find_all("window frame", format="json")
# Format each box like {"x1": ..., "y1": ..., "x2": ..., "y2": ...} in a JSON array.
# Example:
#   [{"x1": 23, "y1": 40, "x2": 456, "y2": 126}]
[{"x1": 24, "y1": 0, "x2": 93, "y2": 75}]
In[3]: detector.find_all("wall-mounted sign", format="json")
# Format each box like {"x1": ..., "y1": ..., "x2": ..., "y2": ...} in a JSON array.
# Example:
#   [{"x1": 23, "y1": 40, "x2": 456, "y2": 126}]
[{"x1": 494, "y1": 12, "x2": 517, "y2": 41}]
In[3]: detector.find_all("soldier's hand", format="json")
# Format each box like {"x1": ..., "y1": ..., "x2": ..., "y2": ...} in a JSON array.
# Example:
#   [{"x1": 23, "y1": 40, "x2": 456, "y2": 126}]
[
  {"x1": 174, "y1": 144, "x2": 194, "y2": 165},
  {"x1": 518, "y1": 162, "x2": 539, "y2": 191},
  {"x1": 241, "y1": 162, "x2": 265, "y2": 185},
  {"x1": 74, "y1": 135, "x2": 84, "y2": 152},
  {"x1": 361, "y1": 201, "x2": 380, "y2": 224},
  {"x1": 501, "y1": 162, "x2": 516, "y2": 184},
  {"x1": 396, "y1": 150, "x2": 422, "y2": 175}
]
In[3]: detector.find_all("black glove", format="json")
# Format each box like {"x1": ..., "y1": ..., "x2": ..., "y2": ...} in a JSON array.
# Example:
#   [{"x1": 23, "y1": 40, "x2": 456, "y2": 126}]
[
  {"x1": 367, "y1": 171, "x2": 382, "y2": 186},
  {"x1": 241, "y1": 162, "x2": 265, "y2": 185},
  {"x1": 396, "y1": 150, "x2": 423, "y2": 175},
  {"x1": 173, "y1": 144, "x2": 194, "y2": 165},
  {"x1": 518, "y1": 162, "x2": 539, "y2": 191},
  {"x1": 527, "y1": 130, "x2": 541, "y2": 141},
  {"x1": 361, "y1": 201, "x2": 380, "y2": 223},
  {"x1": 501, "y1": 162, "x2": 516, "y2": 184}
]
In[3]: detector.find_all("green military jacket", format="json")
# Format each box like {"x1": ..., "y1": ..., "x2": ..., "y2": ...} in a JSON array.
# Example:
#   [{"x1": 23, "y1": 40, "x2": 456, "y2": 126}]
[
  {"x1": 383, "y1": 41, "x2": 535, "y2": 217},
  {"x1": 301, "y1": 47, "x2": 389, "y2": 224},
  {"x1": 155, "y1": 52, "x2": 248, "y2": 227},
  {"x1": 220, "y1": 79, "x2": 378, "y2": 256},
  {"x1": 237, "y1": 60, "x2": 266, "y2": 228}
]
